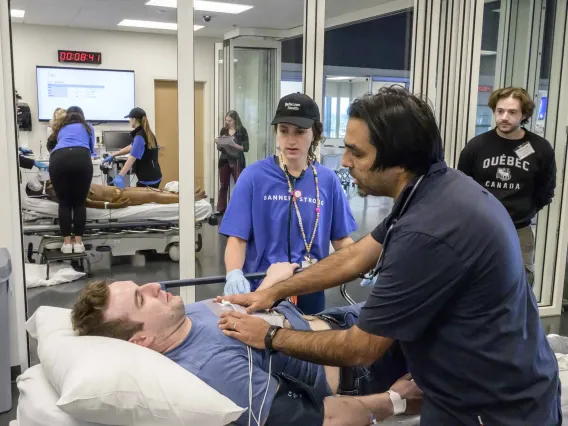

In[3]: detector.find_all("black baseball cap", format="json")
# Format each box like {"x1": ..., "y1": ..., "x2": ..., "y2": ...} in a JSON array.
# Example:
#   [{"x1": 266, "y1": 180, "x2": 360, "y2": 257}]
[
  {"x1": 271, "y1": 93, "x2": 320, "y2": 129},
  {"x1": 124, "y1": 107, "x2": 146, "y2": 119}
]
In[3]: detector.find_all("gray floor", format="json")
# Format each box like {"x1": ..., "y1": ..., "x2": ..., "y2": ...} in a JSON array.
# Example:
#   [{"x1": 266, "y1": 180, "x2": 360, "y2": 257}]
[{"x1": 2, "y1": 193, "x2": 567, "y2": 425}]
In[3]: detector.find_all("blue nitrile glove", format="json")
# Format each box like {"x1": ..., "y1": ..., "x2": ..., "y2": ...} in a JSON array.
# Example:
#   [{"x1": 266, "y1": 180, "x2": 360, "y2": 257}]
[
  {"x1": 19, "y1": 147, "x2": 32, "y2": 155},
  {"x1": 360, "y1": 274, "x2": 378, "y2": 287},
  {"x1": 34, "y1": 161, "x2": 48, "y2": 170},
  {"x1": 102, "y1": 155, "x2": 114, "y2": 164},
  {"x1": 112, "y1": 175, "x2": 125, "y2": 189},
  {"x1": 224, "y1": 269, "x2": 251, "y2": 295}
]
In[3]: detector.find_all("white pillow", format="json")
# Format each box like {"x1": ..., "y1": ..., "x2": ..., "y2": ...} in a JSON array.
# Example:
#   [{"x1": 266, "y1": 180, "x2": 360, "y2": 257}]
[
  {"x1": 17, "y1": 364, "x2": 99, "y2": 426},
  {"x1": 26, "y1": 306, "x2": 245, "y2": 426}
]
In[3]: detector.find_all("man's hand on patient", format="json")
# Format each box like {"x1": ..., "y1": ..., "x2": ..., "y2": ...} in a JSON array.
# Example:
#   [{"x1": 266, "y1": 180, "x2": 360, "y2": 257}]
[
  {"x1": 215, "y1": 287, "x2": 279, "y2": 314},
  {"x1": 218, "y1": 311, "x2": 269, "y2": 349},
  {"x1": 257, "y1": 262, "x2": 300, "y2": 291}
]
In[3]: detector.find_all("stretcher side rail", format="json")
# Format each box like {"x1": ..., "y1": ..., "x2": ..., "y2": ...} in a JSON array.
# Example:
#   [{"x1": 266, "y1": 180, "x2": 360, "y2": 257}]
[
  {"x1": 161, "y1": 271, "x2": 357, "y2": 306},
  {"x1": 23, "y1": 220, "x2": 179, "y2": 235}
]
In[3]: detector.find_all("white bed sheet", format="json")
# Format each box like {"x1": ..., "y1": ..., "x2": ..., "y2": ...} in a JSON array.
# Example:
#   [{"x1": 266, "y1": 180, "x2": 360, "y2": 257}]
[{"x1": 22, "y1": 197, "x2": 213, "y2": 223}]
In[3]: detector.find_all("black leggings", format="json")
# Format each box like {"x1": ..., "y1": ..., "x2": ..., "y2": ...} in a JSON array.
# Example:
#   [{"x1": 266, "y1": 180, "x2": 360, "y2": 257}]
[
  {"x1": 49, "y1": 147, "x2": 93, "y2": 237},
  {"x1": 136, "y1": 181, "x2": 160, "y2": 189}
]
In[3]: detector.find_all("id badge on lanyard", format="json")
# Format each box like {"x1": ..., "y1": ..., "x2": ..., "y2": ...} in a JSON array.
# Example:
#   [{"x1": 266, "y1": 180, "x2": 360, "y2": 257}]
[{"x1": 302, "y1": 258, "x2": 318, "y2": 269}]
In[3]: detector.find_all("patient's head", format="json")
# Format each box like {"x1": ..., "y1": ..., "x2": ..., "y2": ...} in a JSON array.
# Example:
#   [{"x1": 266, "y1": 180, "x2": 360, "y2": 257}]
[{"x1": 72, "y1": 280, "x2": 186, "y2": 352}]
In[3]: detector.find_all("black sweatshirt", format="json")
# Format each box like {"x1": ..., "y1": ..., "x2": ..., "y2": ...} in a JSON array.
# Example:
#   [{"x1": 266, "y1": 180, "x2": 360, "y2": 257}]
[{"x1": 458, "y1": 128, "x2": 556, "y2": 228}]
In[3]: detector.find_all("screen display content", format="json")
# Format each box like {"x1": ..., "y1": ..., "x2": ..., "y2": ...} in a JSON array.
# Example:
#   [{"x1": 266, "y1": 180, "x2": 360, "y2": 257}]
[{"x1": 36, "y1": 66, "x2": 135, "y2": 122}]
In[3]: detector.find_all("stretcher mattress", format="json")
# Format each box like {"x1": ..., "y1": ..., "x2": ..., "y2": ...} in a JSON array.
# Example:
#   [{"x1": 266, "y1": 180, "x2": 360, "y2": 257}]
[{"x1": 21, "y1": 197, "x2": 213, "y2": 223}]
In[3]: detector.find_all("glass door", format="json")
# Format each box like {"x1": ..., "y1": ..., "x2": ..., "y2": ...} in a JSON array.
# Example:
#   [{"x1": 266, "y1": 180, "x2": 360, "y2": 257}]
[{"x1": 225, "y1": 38, "x2": 281, "y2": 165}]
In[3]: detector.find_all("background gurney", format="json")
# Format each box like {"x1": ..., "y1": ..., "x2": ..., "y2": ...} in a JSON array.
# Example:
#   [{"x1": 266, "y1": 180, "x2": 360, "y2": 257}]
[
  {"x1": 21, "y1": 196, "x2": 215, "y2": 261},
  {"x1": 22, "y1": 196, "x2": 213, "y2": 222}
]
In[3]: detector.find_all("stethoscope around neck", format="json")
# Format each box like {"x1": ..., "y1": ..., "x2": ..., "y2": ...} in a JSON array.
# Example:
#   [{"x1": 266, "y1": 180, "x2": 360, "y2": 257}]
[{"x1": 359, "y1": 174, "x2": 426, "y2": 281}]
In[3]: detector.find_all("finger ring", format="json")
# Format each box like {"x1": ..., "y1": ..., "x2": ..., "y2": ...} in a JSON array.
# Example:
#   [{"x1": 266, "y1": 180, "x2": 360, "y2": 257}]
[{"x1": 232, "y1": 322, "x2": 237, "y2": 330}]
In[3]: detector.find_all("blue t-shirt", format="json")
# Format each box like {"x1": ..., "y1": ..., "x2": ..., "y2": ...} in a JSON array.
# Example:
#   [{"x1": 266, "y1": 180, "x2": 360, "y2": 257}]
[
  {"x1": 219, "y1": 157, "x2": 357, "y2": 308},
  {"x1": 130, "y1": 135, "x2": 161, "y2": 185},
  {"x1": 358, "y1": 161, "x2": 561, "y2": 426},
  {"x1": 164, "y1": 301, "x2": 330, "y2": 426},
  {"x1": 52, "y1": 123, "x2": 95, "y2": 155}
]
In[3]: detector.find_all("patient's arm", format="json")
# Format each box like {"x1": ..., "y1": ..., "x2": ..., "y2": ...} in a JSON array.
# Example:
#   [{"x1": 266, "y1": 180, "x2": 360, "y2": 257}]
[
  {"x1": 257, "y1": 262, "x2": 300, "y2": 291},
  {"x1": 323, "y1": 375, "x2": 422, "y2": 426},
  {"x1": 331, "y1": 236, "x2": 354, "y2": 251}
]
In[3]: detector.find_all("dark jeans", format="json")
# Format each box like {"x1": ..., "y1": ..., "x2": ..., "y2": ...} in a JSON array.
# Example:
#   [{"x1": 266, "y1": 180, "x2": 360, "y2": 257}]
[
  {"x1": 49, "y1": 147, "x2": 93, "y2": 237},
  {"x1": 217, "y1": 160, "x2": 243, "y2": 213},
  {"x1": 318, "y1": 303, "x2": 408, "y2": 395}
]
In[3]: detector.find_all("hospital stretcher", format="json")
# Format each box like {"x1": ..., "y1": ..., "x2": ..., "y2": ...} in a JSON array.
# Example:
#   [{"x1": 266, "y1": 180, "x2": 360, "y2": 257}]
[
  {"x1": 21, "y1": 196, "x2": 217, "y2": 263},
  {"x1": 13, "y1": 274, "x2": 422, "y2": 426}
]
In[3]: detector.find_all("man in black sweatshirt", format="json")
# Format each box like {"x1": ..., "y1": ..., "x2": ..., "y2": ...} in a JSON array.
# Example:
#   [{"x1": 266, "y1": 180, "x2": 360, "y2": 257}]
[{"x1": 458, "y1": 87, "x2": 556, "y2": 286}]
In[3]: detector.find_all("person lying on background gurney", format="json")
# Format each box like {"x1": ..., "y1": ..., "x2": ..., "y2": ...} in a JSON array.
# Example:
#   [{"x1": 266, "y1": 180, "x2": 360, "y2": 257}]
[
  {"x1": 27, "y1": 178, "x2": 206, "y2": 209},
  {"x1": 70, "y1": 263, "x2": 422, "y2": 426}
]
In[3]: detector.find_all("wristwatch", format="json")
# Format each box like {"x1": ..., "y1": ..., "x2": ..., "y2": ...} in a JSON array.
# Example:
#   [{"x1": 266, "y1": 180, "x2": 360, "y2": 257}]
[{"x1": 264, "y1": 325, "x2": 282, "y2": 352}]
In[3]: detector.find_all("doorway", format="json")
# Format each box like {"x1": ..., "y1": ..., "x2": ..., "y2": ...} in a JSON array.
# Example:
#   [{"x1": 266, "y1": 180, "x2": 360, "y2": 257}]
[{"x1": 154, "y1": 80, "x2": 206, "y2": 189}]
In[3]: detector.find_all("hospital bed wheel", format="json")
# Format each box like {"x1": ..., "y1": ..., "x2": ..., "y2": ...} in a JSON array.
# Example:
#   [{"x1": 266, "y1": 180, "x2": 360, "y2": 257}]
[
  {"x1": 196, "y1": 234, "x2": 203, "y2": 252},
  {"x1": 168, "y1": 244, "x2": 180, "y2": 262}
]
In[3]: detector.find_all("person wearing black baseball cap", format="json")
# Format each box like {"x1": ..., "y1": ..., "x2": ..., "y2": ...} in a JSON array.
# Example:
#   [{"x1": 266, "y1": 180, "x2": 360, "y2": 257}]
[
  {"x1": 219, "y1": 93, "x2": 357, "y2": 314},
  {"x1": 103, "y1": 107, "x2": 162, "y2": 189}
]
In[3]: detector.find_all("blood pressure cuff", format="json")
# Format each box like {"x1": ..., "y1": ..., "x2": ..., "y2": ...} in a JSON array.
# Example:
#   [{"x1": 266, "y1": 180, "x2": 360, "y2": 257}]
[{"x1": 265, "y1": 373, "x2": 325, "y2": 426}]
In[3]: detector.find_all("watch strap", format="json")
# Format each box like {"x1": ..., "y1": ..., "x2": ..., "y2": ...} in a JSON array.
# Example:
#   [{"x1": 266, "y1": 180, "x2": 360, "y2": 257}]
[{"x1": 265, "y1": 325, "x2": 282, "y2": 352}]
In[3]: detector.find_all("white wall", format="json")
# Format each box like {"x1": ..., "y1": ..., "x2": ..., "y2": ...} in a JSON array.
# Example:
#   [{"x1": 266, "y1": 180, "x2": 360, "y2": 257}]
[{"x1": 11, "y1": 24, "x2": 218, "y2": 196}]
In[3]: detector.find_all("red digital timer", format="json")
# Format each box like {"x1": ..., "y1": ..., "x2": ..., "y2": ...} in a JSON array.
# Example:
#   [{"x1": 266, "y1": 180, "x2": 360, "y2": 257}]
[{"x1": 58, "y1": 50, "x2": 102, "y2": 65}]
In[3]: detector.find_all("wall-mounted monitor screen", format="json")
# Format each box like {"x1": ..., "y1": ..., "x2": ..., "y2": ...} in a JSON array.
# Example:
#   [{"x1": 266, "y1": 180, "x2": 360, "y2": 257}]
[
  {"x1": 36, "y1": 66, "x2": 135, "y2": 122},
  {"x1": 103, "y1": 131, "x2": 132, "y2": 152}
]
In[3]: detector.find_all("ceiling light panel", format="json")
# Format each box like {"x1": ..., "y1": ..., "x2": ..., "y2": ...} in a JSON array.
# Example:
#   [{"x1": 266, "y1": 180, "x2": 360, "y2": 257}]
[
  {"x1": 118, "y1": 20, "x2": 203, "y2": 31},
  {"x1": 11, "y1": 9, "x2": 25, "y2": 18},
  {"x1": 146, "y1": 0, "x2": 254, "y2": 14}
]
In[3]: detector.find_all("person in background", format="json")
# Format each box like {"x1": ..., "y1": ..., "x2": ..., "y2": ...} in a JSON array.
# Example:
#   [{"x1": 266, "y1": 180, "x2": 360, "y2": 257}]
[
  {"x1": 46, "y1": 107, "x2": 67, "y2": 152},
  {"x1": 458, "y1": 87, "x2": 556, "y2": 286},
  {"x1": 18, "y1": 150, "x2": 48, "y2": 171},
  {"x1": 216, "y1": 110, "x2": 249, "y2": 215},
  {"x1": 104, "y1": 108, "x2": 162, "y2": 189},
  {"x1": 48, "y1": 106, "x2": 95, "y2": 254},
  {"x1": 219, "y1": 93, "x2": 357, "y2": 314}
]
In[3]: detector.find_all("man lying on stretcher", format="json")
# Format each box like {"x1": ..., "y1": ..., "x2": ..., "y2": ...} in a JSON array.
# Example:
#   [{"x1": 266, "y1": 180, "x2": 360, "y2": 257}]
[{"x1": 71, "y1": 263, "x2": 422, "y2": 426}]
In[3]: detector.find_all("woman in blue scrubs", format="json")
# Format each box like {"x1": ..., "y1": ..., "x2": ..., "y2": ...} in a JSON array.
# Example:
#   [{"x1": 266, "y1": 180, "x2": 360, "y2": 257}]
[
  {"x1": 219, "y1": 93, "x2": 357, "y2": 314},
  {"x1": 105, "y1": 107, "x2": 162, "y2": 189}
]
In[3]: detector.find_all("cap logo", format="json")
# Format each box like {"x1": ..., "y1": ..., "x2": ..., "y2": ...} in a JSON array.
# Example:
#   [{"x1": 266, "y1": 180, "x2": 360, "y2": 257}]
[{"x1": 285, "y1": 102, "x2": 301, "y2": 111}]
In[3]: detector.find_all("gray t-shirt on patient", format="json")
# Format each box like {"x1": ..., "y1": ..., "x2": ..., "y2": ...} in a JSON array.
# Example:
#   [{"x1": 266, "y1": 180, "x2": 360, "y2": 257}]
[{"x1": 164, "y1": 301, "x2": 330, "y2": 426}]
